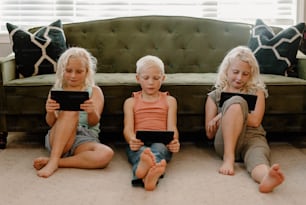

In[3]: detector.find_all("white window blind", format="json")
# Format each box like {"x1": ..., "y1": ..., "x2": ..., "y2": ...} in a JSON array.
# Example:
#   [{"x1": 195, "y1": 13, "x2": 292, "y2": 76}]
[{"x1": 0, "y1": 0, "x2": 298, "y2": 33}]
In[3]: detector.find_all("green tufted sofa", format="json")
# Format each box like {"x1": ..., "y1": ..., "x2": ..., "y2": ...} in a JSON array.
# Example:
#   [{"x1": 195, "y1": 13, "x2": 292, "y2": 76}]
[{"x1": 1, "y1": 16, "x2": 306, "y2": 148}]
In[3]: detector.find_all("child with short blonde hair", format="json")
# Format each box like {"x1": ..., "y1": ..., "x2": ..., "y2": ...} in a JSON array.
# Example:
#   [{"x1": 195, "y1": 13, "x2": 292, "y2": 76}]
[{"x1": 123, "y1": 55, "x2": 180, "y2": 191}]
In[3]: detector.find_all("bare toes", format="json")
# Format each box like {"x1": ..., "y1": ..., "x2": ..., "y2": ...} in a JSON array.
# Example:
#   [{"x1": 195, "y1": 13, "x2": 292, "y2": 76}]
[{"x1": 33, "y1": 157, "x2": 49, "y2": 170}]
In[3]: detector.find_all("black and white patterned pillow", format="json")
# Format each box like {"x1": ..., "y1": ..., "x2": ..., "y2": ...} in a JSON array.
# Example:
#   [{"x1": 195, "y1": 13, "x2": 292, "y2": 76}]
[
  {"x1": 6, "y1": 20, "x2": 67, "y2": 78},
  {"x1": 248, "y1": 19, "x2": 305, "y2": 76}
]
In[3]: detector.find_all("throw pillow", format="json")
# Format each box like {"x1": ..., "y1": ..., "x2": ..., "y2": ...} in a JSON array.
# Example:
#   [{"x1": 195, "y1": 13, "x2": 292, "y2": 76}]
[
  {"x1": 248, "y1": 19, "x2": 305, "y2": 76},
  {"x1": 6, "y1": 20, "x2": 67, "y2": 78}
]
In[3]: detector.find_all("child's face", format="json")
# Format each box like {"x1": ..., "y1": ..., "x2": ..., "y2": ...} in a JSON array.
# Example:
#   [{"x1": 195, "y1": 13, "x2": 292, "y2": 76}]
[
  {"x1": 136, "y1": 66, "x2": 165, "y2": 95},
  {"x1": 63, "y1": 57, "x2": 87, "y2": 89},
  {"x1": 226, "y1": 59, "x2": 251, "y2": 91}
]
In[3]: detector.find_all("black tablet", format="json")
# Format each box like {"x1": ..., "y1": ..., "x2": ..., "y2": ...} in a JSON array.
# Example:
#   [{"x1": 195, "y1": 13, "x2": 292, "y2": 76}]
[
  {"x1": 50, "y1": 90, "x2": 89, "y2": 111},
  {"x1": 136, "y1": 130, "x2": 174, "y2": 145},
  {"x1": 220, "y1": 92, "x2": 257, "y2": 111}
]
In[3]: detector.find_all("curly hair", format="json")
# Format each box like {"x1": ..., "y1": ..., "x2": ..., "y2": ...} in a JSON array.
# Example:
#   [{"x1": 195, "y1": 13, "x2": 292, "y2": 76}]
[
  {"x1": 53, "y1": 47, "x2": 97, "y2": 89},
  {"x1": 214, "y1": 46, "x2": 268, "y2": 97}
]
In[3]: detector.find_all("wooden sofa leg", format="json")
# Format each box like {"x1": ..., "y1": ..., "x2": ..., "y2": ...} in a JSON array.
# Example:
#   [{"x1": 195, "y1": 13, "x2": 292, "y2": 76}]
[{"x1": 0, "y1": 132, "x2": 8, "y2": 149}]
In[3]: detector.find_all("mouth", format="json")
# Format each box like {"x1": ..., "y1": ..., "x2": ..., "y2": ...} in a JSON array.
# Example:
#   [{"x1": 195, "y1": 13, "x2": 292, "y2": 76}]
[
  {"x1": 146, "y1": 87, "x2": 156, "y2": 92},
  {"x1": 235, "y1": 81, "x2": 243, "y2": 85}
]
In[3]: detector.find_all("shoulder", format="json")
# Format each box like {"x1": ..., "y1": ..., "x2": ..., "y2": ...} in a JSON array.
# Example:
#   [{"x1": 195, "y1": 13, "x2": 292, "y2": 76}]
[
  {"x1": 92, "y1": 85, "x2": 103, "y2": 96},
  {"x1": 255, "y1": 89, "x2": 266, "y2": 98},
  {"x1": 207, "y1": 89, "x2": 219, "y2": 101},
  {"x1": 124, "y1": 96, "x2": 135, "y2": 108},
  {"x1": 161, "y1": 91, "x2": 177, "y2": 105},
  {"x1": 92, "y1": 85, "x2": 102, "y2": 92},
  {"x1": 132, "y1": 91, "x2": 142, "y2": 98},
  {"x1": 207, "y1": 89, "x2": 218, "y2": 96},
  {"x1": 166, "y1": 94, "x2": 176, "y2": 101},
  {"x1": 166, "y1": 95, "x2": 177, "y2": 107}
]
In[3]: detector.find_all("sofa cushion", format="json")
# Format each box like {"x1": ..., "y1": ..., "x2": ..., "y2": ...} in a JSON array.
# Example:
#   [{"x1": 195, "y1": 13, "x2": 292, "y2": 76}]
[
  {"x1": 4, "y1": 73, "x2": 217, "y2": 86},
  {"x1": 248, "y1": 19, "x2": 305, "y2": 76},
  {"x1": 6, "y1": 20, "x2": 67, "y2": 78},
  {"x1": 4, "y1": 73, "x2": 306, "y2": 87}
]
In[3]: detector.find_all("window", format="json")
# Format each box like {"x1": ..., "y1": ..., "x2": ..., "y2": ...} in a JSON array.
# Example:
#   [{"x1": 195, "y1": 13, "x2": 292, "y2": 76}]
[{"x1": 0, "y1": 0, "x2": 300, "y2": 34}]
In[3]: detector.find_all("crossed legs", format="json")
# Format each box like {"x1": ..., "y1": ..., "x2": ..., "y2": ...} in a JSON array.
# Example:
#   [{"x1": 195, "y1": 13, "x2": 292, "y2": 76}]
[
  {"x1": 135, "y1": 148, "x2": 166, "y2": 191},
  {"x1": 33, "y1": 111, "x2": 114, "y2": 178}
]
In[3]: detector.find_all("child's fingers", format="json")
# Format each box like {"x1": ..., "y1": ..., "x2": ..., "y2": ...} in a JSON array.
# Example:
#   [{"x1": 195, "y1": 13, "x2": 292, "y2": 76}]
[
  {"x1": 167, "y1": 140, "x2": 180, "y2": 152},
  {"x1": 129, "y1": 138, "x2": 144, "y2": 150}
]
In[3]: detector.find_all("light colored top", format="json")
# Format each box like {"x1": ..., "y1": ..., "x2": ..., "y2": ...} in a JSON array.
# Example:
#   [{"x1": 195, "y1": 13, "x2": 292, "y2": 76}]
[
  {"x1": 133, "y1": 91, "x2": 169, "y2": 131},
  {"x1": 78, "y1": 87, "x2": 100, "y2": 135},
  {"x1": 53, "y1": 86, "x2": 100, "y2": 136}
]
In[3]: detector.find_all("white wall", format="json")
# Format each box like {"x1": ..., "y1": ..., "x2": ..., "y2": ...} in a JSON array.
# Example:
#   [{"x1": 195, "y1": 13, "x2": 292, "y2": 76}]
[
  {"x1": 0, "y1": 33, "x2": 11, "y2": 57},
  {"x1": 1, "y1": 3, "x2": 306, "y2": 58},
  {"x1": 0, "y1": 43, "x2": 11, "y2": 58}
]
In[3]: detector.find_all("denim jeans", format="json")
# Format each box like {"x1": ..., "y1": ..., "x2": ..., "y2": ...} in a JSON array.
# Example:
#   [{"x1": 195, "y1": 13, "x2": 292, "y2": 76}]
[{"x1": 126, "y1": 143, "x2": 172, "y2": 186}]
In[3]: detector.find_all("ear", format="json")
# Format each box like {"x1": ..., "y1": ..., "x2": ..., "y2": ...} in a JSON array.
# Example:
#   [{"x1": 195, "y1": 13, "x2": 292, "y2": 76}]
[
  {"x1": 136, "y1": 74, "x2": 140, "y2": 82},
  {"x1": 162, "y1": 74, "x2": 166, "y2": 81}
]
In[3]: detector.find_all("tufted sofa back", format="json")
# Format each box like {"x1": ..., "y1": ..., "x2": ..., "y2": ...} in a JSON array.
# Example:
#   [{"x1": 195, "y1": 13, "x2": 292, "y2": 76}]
[{"x1": 63, "y1": 16, "x2": 253, "y2": 74}]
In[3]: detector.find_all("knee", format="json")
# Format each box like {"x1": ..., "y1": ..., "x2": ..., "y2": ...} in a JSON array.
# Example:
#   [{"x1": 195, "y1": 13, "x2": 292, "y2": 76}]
[
  {"x1": 223, "y1": 96, "x2": 247, "y2": 111},
  {"x1": 222, "y1": 103, "x2": 244, "y2": 121},
  {"x1": 223, "y1": 97, "x2": 248, "y2": 118},
  {"x1": 104, "y1": 146, "x2": 114, "y2": 161},
  {"x1": 151, "y1": 143, "x2": 167, "y2": 152},
  {"x1": 58, "y1": 111, "x2": 79, "y2": 121},
  {"x1": 228, "y1": 103, "x2": 242, "y2": 113},
  {"x1": 97, "y1": 145, "x2": 114, "y2": 168}
]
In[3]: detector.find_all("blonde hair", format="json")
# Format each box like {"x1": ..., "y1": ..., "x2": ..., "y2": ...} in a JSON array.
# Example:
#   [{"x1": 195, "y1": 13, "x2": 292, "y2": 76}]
[
  {"x1": 53, "y1": 47, "x2": 97, "y2": 89},
  {"x1": 136, "y1": 55, "x2": 165, "y2": 74},
  {"x1": 215, "y1": 46, "x2": 268, "y2": 97}
]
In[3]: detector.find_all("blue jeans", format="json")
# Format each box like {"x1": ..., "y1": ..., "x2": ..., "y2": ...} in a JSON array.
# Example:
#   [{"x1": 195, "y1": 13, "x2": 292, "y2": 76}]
[{"x1": 126, "y1": 143, "x2": 172, "y2": 186}]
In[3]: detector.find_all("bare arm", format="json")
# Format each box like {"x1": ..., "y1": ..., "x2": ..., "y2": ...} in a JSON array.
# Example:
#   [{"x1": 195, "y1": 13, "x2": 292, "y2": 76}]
[
  {"x1": 166, "y1": 96, "x2": 180, "y2": 153},
  {"x1": 205, "y1": 96, "x2": 220, "y2": 140},
  {"x1": 166, "y1": 96, "x2": 179, "y2": 140},
  {"x1": 123, "y1": 97, "x2": 143, "y2": 151},
  {"x1": 247, "y1": 90, "x2": 265, "y2": 127},
  {"x1": 81, "y1": 86, "x2": 104, "y2": 126},
  {"x1": 45, "y1": 93, "x2": 59, "y2": 127}
]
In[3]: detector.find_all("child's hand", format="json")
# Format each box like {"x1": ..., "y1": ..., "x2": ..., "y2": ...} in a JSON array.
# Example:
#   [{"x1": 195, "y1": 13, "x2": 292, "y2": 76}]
[
  {"x1": 167, "y1": 139, "x2": 180, "y2": 153},
  {"x1": 45, "y1": 98, "x2": 59, "y2": 113},
  {"x1": 207, "y1": 119, "x2": 219, "y2": 135},
  {"x1": 129, "y1": 138, "x2": 144, "y2": 151},
  {"x1": 207, "y1": 114, "x2": 221, "y2": 137},
  {"x1": 80, "y1": 99, "x2": 95, "y2": 113}
]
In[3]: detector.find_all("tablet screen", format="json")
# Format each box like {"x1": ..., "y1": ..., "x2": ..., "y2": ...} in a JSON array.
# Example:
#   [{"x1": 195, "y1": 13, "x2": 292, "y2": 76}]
[
  {"x1": 220, "y1": 92, "x2": 257, "y2": 111},
  {"x1": 50, "y1": 90, "x2": 89, "y2": 111},
  {"x1": 136, "y1": 130, "x2": 174, "y2": 145}
]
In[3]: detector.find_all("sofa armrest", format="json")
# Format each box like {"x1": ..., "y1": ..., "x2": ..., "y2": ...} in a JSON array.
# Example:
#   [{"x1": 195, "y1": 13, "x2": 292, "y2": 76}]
[
  {"x1": 297, "y1": 51, "x2": 306, "y2": 80},
  {"x1": 0, "y1": 53, "x2": 16, "y2": 84}
]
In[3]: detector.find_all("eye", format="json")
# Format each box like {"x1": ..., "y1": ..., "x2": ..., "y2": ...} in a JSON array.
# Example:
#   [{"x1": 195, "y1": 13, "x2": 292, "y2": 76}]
[
  {"x1": 141, "y1": 75, "x2": 149, "y2": 80},
  {"x1": 153, "y1": 76, "x2": 161, "y2": 80},
  {"x1": 65, "y1": 69, "x2": 72, "y2": 73},
  {"x1": 232, "y1": 70, "x2": 239, "y2": 74},
  {"x1": 76, "y1": 69, "x2": 85, "y2": 74},
  {"x1": 243, "y1": 72, "x2": 250, "y2": 76}
]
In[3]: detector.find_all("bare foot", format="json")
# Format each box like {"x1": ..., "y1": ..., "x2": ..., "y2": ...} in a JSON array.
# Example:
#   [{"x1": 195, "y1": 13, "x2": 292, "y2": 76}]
[
  {"x1": 37, "y1": 159, "x2": 59, "y2": 178},
  {"x1": 33, "y1": 157, "x2": 49, "y2": 170},
  {"x1": 219, "y1": 156, "x2": 235, "y2": 175},
  {"x1": 135, "y1": 148, "x2": 156, "y2": 179},
  {"x1": 144, "y1": 159, "x2": 166, "y2": 191},
  {"x1": 259, "y1": 164, "x2": 285, "y2": 193}
]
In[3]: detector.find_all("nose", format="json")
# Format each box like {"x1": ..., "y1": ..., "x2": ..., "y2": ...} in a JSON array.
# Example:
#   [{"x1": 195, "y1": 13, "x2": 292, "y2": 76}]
[
  {"x1": 237, "y1": 73, "x2": 242, "y2": 80},
  {"x1": 148, "y1": 78, "x2": 154, "y2": 84},
  {"x1": 71, "y1": 71, "x2": 76, "y2": 77}
]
